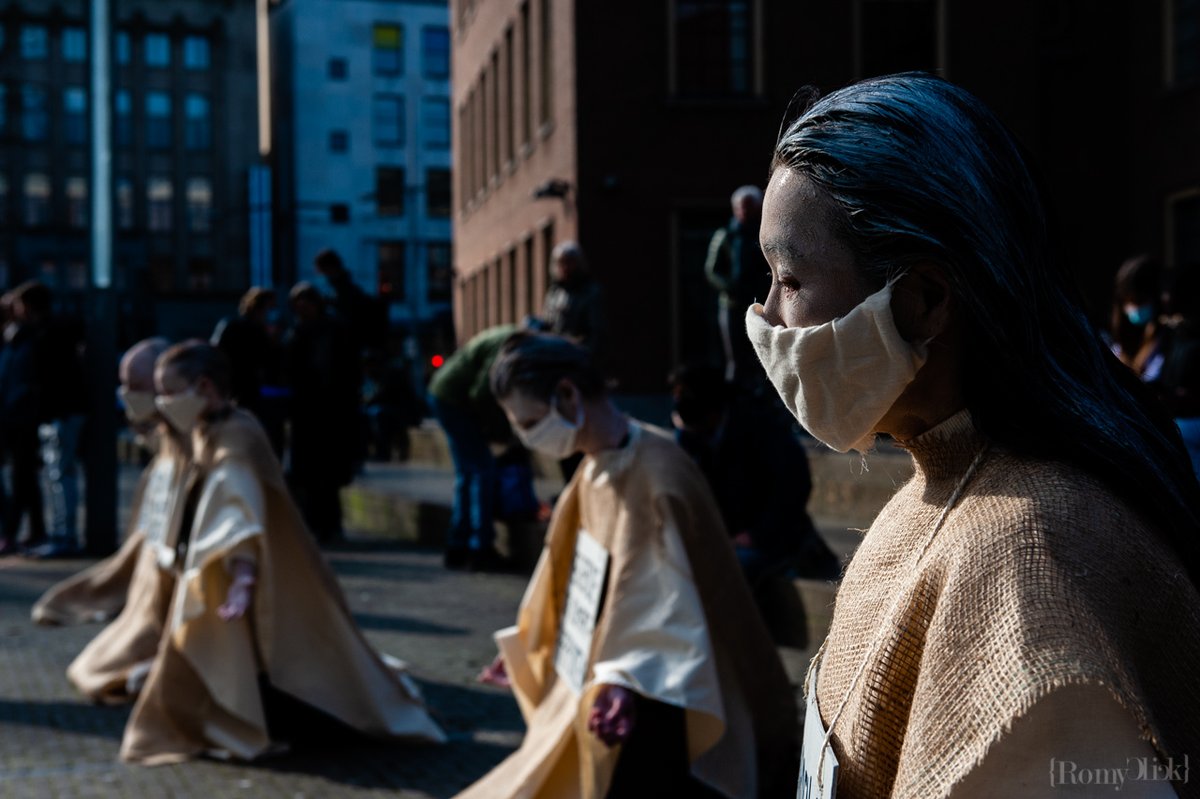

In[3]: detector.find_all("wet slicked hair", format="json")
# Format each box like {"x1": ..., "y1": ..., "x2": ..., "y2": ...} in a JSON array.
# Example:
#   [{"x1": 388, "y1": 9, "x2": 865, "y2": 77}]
[
  {"x1": 490, "y1": 332, "x2": 606, "y2": 403},
  {"x1": 773, "y1": 72, "x2": 1200, "y2": 582},
  {"x1": 158, "y1": 340, "x2": 233, "y2": 397}
]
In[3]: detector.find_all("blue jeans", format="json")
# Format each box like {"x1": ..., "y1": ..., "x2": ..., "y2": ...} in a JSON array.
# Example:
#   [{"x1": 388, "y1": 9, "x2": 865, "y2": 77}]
[
  {"x1": 39, "y1": 415, "x2": 84, "y2": 546},
  {"x1": 428, "y1": 396, "x2": 496, "y2": 552}
]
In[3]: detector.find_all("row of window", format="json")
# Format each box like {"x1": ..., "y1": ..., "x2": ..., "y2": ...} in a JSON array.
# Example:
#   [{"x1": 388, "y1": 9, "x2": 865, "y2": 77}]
[
  {"x1": 460, "y1": 221, "x2": 556, "y2": 339},
  {"x1": 1, "y1": 24, "x2": 210, "y2": 69},
  {"x1": 327, "y1": 95, "x2": 448, "y2": 152},
  {"x1": 459, "y1": 0, "x2": 553, "y2": 209},
  {"x1": 375, "y1": 241, "x2": 453, "y2": 304},
  {"x1": 0, "y1": 174, "x2": 213, "y2": 233},
  {"x1": 324, "y1": 167, "x2": 451, "y2": 223},
  {"x1": 366, "y1": 24, "x2": 448, "y2": 79},
  {"x1": 0, "y1": 84, "x2": 212, "y2": 150}
]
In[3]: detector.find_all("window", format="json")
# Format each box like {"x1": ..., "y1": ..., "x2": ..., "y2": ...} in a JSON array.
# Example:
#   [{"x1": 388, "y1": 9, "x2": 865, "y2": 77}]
[
  {"x1": 859, "y1": 0, "x2": 937, "y2": 77},
  {"x1": 330, "y1": 203, "x2": 350, "y2": 224},
  {"x1": 188, "y1": 258, "x2": 213, "y2": 291},
  {"x1": 66, "y1": 261, "x2": 88, "y2": 290},
  {"x1": 1171, "y1": 0, "x2": 1200, "y2": 85},
  {"x1": 62, "y1": 27, "x2": 87, "y2": 62},
  {"x1": 426, "y1": 168, "x2": 451, "y2": 218},
  {"x1": 520, "y1": 2, "x2": 532, "y2": 145},
  {"x1": 504, "y1": 27, "x2": 515, "y2": 161},
  {"x1": 64, "y1": 88, "x2": 87, "y2": 146},
  {"x1": 21, "y1": 25, "x2": 47, "y2": 60},
  {"x1": 422, "y1": 98, "x2": 450, "y2": 149},
  {"x1": 22, "y1": 86, "x2": 48, "y2": 142},
  {"x1": 147, "y1": 177, "x2": 173, "y2": 232},
  {"x1": 187, "y1": 177, "x2": 212, "y2": 232},
  {"x1": 115, "y1": 90, "x2": 132, "y2": 147},
  {"x1": 150, "y1": 255, "x2": 175, "y2": 292},
  {"x1": 146, "y1": 91, "x2": 172, "y2": 150},
  {"x1": 421, "y1": 27, "x2": 450, "y2": 78},
  {"x1": 427, "y1": 242, "x2": 452, "y2": 302},
  {"x1": 377, "y1": 242, "x2": 406, "y2": 301},
  {"x1": 66, "y1": 177, "x2": 88, "y2": 229},
  {"x1": 24, "y1": 173, "x2": 51, "y2": 227},
  {"x1": 376, "y1": 166, "x2": 405, "y2": 216},
  {"x1": 185, "y1": 94, "x2": 210, "y2": 150},
  {"x1": 329, "y1": 130, "x2": 349, "y2": 153},
  {"x1": 116, "y1": 31, "x2": 131, "y2": 65},
  {"x1": 328, "y1": 57, "x2": 348, "y2": 80},
  {"x1": 183, "y1": 36, "x2": 210, "y2": 70},
  {"x1": 539, "y1": 0, "x2": 552, "y2": 122},
  {"x1": 116, "y1": 177, "x2": 134, "y2": 230},
  {"x1": 372, "y1": 24, "x2": 403, "y2": 76},
  {"x1": 144, "y1": 33, "x2": 170, "y2": 67},
  {"x1": 673, "y1": 0, "x2": 754, "y2": 97},
  {"x1": 373, "y1": 94, "x2": 405, "y2": 146}
]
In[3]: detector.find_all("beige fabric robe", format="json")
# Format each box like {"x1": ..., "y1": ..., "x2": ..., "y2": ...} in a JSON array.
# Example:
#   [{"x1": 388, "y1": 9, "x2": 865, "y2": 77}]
[
  {"x1": 815, "y1": 410, "x2": 1200, "y2": 798},
  {"x1": 119, "y1": 409, "x2": 445, "y2": 765},
  {"x1": 32, "y1": 434, "x2": 188, "y2": 627},
  {"x1": 457, "y1": 422, "x2": 798, "y2": 799}
]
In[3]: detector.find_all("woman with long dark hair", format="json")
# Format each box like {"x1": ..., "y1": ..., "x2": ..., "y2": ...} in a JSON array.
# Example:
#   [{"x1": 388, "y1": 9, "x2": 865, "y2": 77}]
[{"x1": 748, "y1": 73, "x2": 1200, "y2": 797}]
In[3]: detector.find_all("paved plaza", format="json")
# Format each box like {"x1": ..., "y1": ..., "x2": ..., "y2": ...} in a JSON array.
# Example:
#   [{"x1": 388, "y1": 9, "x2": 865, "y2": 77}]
[{"x1": 0, "y1": 542, "x2": 530, "y2": 798}]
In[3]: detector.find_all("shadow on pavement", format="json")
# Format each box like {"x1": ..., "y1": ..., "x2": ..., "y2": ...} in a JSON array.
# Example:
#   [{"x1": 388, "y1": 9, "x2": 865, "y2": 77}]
[
  {"x1": 352, "y1": 612, "x2": 468, "y2": 636},
  {"x1": 0, "y1": 698, "x2": 128, "y2": 740}
]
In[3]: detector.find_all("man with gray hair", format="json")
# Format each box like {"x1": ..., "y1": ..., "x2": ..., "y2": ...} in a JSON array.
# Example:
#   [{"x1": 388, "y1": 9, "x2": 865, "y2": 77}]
[
  {"x1": 541, "y1": 240, "x2": 605, "y2": 364},
  {"x1": 705, "y1": 185, "x2": 771, "y2": 385}
]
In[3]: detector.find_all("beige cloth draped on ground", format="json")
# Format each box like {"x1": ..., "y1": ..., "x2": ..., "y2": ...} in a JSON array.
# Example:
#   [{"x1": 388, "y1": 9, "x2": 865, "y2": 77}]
[
  {"x1": 119, "y1": 409, "x2": 445, "y2": 765},
  {"x1": 32, "y1": 435, "x2": 188, "y2": 627},
  {"x1": 34, "y1": 436, "x2": 190, "y2": 705},
  {"x1": 816, "y1": 410, "x2": 1200, "y2": 799},
  {"x1": 457, "y1": 422, "x2": 798, "y2": 799}
]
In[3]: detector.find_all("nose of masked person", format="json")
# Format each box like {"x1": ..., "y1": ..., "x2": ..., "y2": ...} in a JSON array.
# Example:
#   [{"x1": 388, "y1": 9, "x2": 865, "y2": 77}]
[
  {"x1": 155, "y1": 389, "x2": 209, "y2": 435},
  {"x1": 515, "y1": 398, "x2": 584, "y2": 459},
  {"x1": 119, "y1": 387, "x2": 159, "y2": 425},
  {"x1": 746, "y1": 281, "x2": 928, "y2": 453}
]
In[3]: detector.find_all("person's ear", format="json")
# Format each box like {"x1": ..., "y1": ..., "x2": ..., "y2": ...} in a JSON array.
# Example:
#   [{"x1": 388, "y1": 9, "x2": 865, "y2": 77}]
[
  {"x1": 891, "y1": 263, "x2": 954, "y2": 342},
  {"x1": 555, "y1": 378, "x2": 581, "y2": 420}
]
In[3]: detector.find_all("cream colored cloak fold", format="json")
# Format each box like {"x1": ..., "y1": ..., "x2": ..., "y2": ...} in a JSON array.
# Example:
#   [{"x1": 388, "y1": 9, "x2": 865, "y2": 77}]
[
  {"x1": 119, "y1": 410, "x2": 445, "y2": 765},
  {"x1": 32, "y1": 434, "x2": 188, "y2": 627},
  {"x1": 457, "y1": 422, "x2": 797, "y2": 799}
]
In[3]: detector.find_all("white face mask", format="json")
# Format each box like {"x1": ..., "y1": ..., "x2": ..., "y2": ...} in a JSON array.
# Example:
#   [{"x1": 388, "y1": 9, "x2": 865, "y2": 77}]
[
  {"x1": 155, "y1": 390, "x2": 208, "y2": 435},
  {"x1": 119, "y1": 387, "x2": 158, "y2": 425},
  {"x1": 745, "y1": 282, "x2": 928, "y2": 453},
  {"x1": 516, "y1": 399, "x2": 584, "y2": 459}
]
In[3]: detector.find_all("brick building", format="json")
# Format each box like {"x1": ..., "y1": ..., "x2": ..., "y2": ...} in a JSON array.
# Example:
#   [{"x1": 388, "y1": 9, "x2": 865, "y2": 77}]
[
  {"x1": 0, "y1": 0, "x2": 260, "y2": 341},
  {"x1": 452, "y1": 0, "x2": 1200, "y2": 393}
]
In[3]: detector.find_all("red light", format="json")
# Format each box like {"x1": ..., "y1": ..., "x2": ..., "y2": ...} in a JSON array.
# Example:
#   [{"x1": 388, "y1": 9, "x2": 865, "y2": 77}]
[{"x1": 431, "y1": 354, "x2": 445, "y2": 368}]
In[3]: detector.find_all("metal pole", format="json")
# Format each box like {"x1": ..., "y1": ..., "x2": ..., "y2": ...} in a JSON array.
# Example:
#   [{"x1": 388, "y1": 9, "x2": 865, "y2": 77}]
[{"x1": 85, "y1": 0, "x2": 118, "y2": 555}]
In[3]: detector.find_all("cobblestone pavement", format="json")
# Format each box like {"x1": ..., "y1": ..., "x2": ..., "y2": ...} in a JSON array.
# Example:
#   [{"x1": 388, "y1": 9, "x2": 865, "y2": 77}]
[{"x1": 0, "y1": 541, "x2": 529, "y2": 799}]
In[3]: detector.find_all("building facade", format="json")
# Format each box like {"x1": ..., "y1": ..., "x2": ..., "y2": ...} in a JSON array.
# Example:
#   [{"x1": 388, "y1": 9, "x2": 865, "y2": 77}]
[
  {"x1": 0, "y1": 0, "x2": 259, "y2": 340},
  {"x1": 273, "y1": 0, "x2": 453, "y2": 347},
  {"x1": 452, "y1": 0, "x2": 1200, "y2": 394}
]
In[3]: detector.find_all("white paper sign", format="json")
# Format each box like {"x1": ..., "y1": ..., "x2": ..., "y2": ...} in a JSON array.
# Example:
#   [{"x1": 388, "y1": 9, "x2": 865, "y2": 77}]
[
  {"x1": 554, "y1": 530, "x2": 610, "y2": 694},
  {"x1": 139, "y1": 458, "x2": 177, "y2": 565},
  {"x1": 797, "y1": 671, "x2": 838, "y2": 799}
]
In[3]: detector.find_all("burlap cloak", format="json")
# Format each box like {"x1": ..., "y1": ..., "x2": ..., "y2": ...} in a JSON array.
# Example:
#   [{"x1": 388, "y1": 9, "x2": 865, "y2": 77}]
[
  {"x1": 32, "y1": 434, "x2": 188, "y2": 627},
  {"x1": 456, "y1": 422, "x2": 798, "y2": 799},
  {"x1": 816, "y1": 410, "x2": 1200, "y2": 798},
  {"x1": 119, "y1": 410, "x2": 445, "y2": 765}
]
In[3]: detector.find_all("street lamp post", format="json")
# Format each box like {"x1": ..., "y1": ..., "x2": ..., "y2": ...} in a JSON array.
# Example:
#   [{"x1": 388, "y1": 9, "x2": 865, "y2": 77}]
[{"x1": 85, "y1": 0, "x2": 118, "y2": 555}]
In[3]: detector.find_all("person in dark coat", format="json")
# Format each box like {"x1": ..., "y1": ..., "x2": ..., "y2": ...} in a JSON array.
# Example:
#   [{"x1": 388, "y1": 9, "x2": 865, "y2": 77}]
[
  {"x1": 669, "y1": 364, "x2": 840, "y2": 586},
  {"x1": 314, "y1": 249, "x2": 387, "y2": 357},
  {"x1": 284, "y1": 283, "x2": 362, "y2": 543},
  {"x1": 211, "y1": 287, "x2": 277, "y2": 425}
]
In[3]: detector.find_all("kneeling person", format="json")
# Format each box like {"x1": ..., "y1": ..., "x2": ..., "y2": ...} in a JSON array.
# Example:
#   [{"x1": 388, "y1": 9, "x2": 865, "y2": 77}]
[
  {"x1": 120, "y1": 342, "x2": 444, "y2": 765},
  {"x1": 458, "y1": 333, "x2": 797, "y2": 799}
]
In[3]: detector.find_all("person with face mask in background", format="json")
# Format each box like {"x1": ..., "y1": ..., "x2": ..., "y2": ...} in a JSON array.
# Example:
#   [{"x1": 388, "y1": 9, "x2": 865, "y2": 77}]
[
  {"x1": 459, "y1": 332, "x2": 797, "y2": 799},
  {"x1": 32, "y1": 338, "x2": 191, "y2": 703},
  {"x1": 1109, "y1": 254, "x2": 1168, "y2": 383},
  {"x1": 747, "y1": 74, "x2": 1200, "y2": 798},
  {"x1": 119, "y1": 341, "x2": 444, "y2": 765}
]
